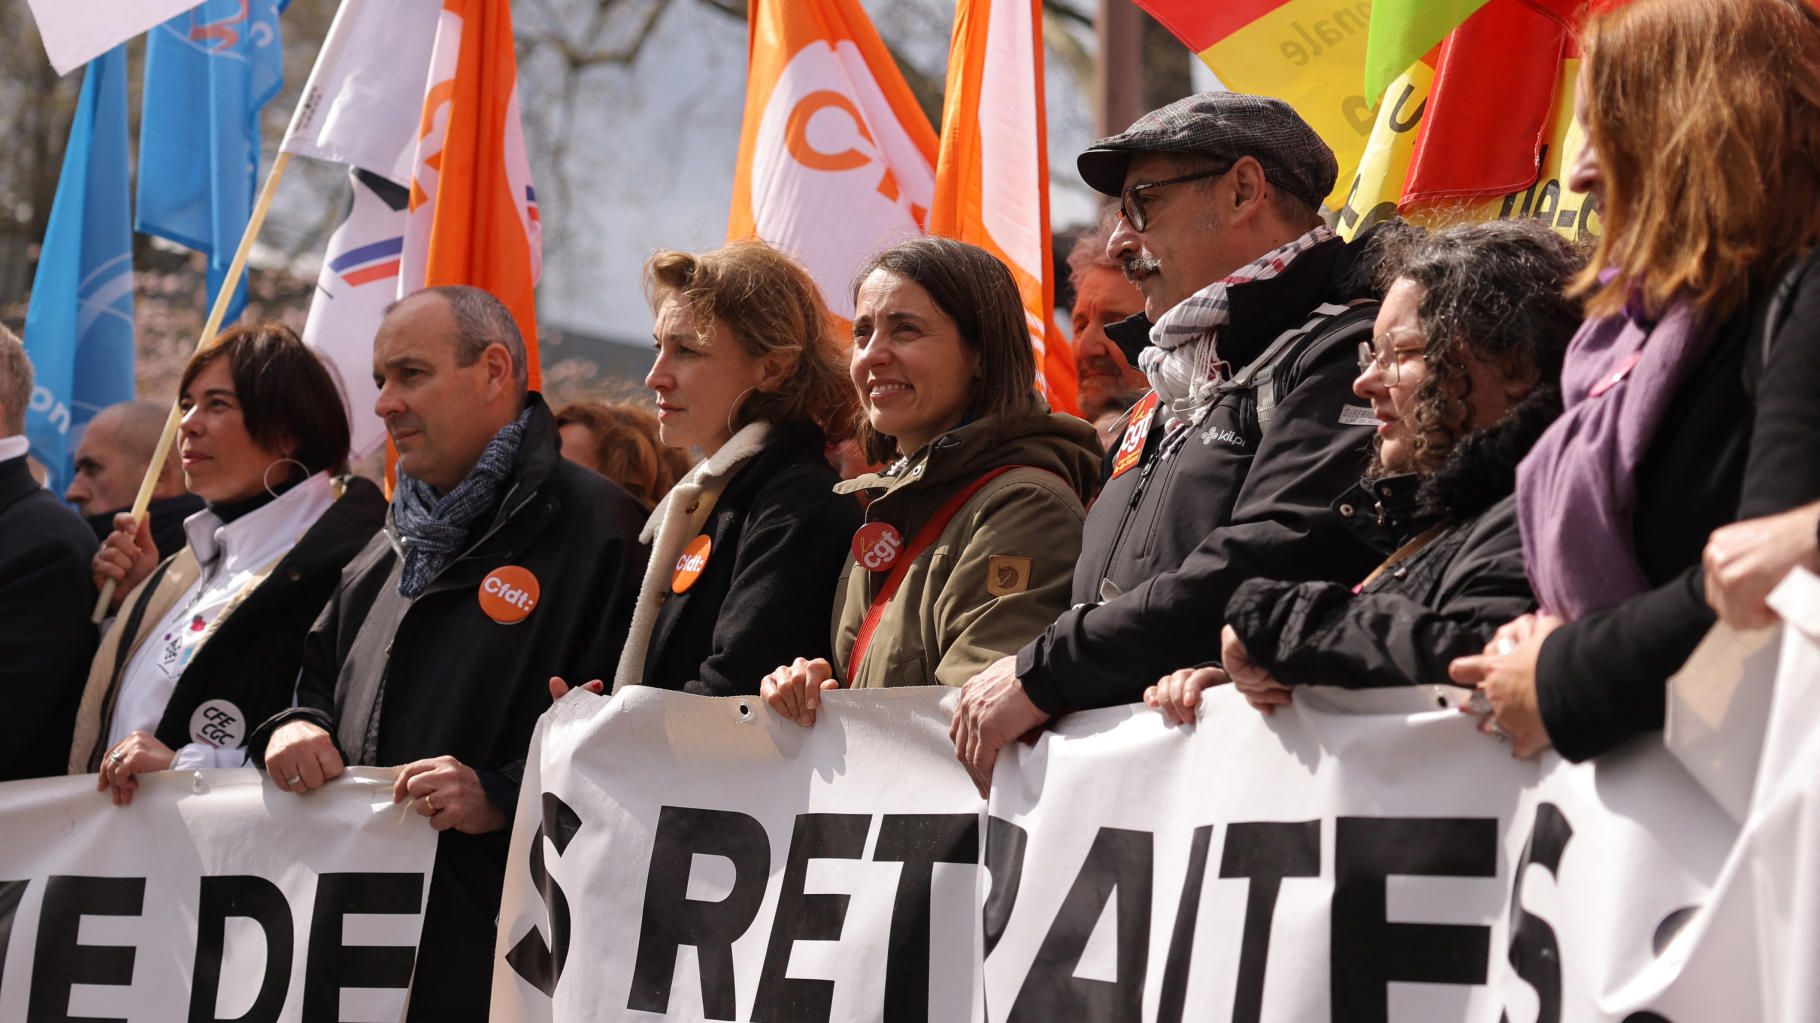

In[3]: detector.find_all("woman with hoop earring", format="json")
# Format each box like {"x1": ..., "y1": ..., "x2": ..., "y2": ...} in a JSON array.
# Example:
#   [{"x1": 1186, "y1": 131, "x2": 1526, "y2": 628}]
[
  {"x1": 551, "y1": 241, "x2": 863, "y2": 700},
  {"x1": 71, "y1": 323, "x2": 385, "y2": 802}
]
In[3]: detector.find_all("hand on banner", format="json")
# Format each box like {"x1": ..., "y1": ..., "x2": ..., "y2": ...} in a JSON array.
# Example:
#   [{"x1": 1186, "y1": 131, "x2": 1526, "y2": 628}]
[
  {"x1": 1221, "y1": 625, "x2": 1294, "y2": 715},
  {"x1": 1449, "y1": 613, "x2": 1561, "y2": 758},
  {"x1": 549, "y1": 676, "x2": 605, "y2": 701},
  {"x1": 760, "y1": 657, "x2": 839, "y2": 727},
  {"x1": 97, "y1": 730, "x2": 175, "y2": 806},
  {"x1": 1144, "y1": 665, "x2": 1230, "y2": 725},
  {"x1": 92, "y1": 512, "x2": 159, "y2": 612},
  {"x1": 1703, "y1": 500, "x2": 1820, "y2": 630},
  {"x1": 394, "y1": 756, "x2": 507, "y2": 834},
  {"x1": 952, "y1": 656, "x2": 1050, "y2": 798},
  {"x1": 265, "y1": 721, "x2": 346, "y2": 793}
]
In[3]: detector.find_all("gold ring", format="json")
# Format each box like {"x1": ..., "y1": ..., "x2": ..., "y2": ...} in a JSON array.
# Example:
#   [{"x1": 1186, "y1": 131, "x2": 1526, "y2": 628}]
[{"x1": 424, "y1": 795, "x2": 437, "y2": 813}]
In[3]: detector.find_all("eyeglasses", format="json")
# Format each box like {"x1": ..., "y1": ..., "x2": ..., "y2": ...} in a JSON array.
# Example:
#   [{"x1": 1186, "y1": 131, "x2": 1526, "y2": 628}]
[
  {"x1": 1118, "y1": 164, "x2": 1232, "y2": 232},
  {"x1": 1357, "y1": 332, "x2": 1426, "y2": 386}
]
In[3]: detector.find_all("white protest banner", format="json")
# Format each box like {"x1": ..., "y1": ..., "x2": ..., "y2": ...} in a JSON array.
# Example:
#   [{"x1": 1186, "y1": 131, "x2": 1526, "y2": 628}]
[
  {"x1": 492, "y1": 687, "x2": 986, "y2": 1022},
  {"x1": 495, "y1": 618, "x2": 1820, "y2": 1022},
  {"x1": 0, "y1": 768, "x2": 438, "y2": 1021},
  {"x1": 24, "y1": 0, "x2": 207, "y2": 76}
]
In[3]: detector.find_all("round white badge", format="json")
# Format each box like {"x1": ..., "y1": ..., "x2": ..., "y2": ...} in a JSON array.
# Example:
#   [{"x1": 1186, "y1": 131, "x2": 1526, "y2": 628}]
[{"x1": 189, "y1": 698, "x2": 247, "y2": 750}]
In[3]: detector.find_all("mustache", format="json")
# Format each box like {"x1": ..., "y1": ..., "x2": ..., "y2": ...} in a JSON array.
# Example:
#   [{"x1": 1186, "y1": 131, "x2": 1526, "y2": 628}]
[
  {"x1": 1122, "y1": 254, "x2": 1160, "y2": 283},
  {"x1": 1077, "y1": 356, "x2": 1126, "y2": 379}
]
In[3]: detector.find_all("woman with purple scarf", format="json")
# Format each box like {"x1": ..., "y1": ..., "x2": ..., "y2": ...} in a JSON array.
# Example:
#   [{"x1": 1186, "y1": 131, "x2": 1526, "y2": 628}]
[{"x1": 1451, "y1": 0, "x2": 1820, "y2": 761}]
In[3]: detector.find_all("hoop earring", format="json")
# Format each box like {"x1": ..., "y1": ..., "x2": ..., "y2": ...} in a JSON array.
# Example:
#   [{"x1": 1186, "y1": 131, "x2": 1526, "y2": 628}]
[
  {"x1": 726, "y1": 386, "x2": 758, "y2": 436},
  {"x1": 262, "y1": 457, "x2": 310, "y2": 499}
]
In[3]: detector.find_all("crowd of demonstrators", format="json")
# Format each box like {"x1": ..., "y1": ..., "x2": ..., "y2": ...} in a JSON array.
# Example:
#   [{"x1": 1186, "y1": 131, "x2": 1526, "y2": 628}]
[
  {"x1": 0, "y1": 326, "x2": 97, "y2": 781},
  {"x1": 1148, "y1": 220, "x2": 1582, "y2": 721},
  {"x1": 75, "y1": 325, "x2": 385, "y2": 802},
  {"x1": 599, "y1": 241, "x2": 861, "y2": 698},
  {"x1": 761, "y1": 238, "x2": 1101, "y2": 726},
  {"x1": 249, "y1": 286, "x2": 648, "y2": 1019},
  {"x1": 950, "y1": 93, "x2": 1390, "y2": 791},
  {"x1": 1452, "y1": 0, "x2": 1820, "y2": 761},
  {"x1": 65, "y1": 399, "x2": 202, "y2": 555},
  {"x1": 1065, "y1": 206, "x2": 1150, "y2": 445},
  {"x1": 553, "y1": 398, "x2": 690, "y2": 510},
  {"x1": 2, "y1": 0, "x2": 1818, "y2": 1011}
]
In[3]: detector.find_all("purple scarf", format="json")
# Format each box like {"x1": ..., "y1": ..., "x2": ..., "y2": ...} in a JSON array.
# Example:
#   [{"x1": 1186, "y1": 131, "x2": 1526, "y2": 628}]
[{"x1": 1516, "y1": 296, "x2": 1712, "y2": 619}]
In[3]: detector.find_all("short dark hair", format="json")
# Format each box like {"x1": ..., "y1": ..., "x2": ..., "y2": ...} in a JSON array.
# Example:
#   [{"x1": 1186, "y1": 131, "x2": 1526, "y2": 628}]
[
  {"x1": 407, "y1": 285, "x2": 529, "y2": 399},
  {"x1": 1379, "y1": 219, "x2": 1585, "y2": 472},
  {"x1": 850, "y1": 238, "x2": 1040, "y2": 463},
  {"x1": 180, "y1": 323, "x2": 352, "y2": 476}
]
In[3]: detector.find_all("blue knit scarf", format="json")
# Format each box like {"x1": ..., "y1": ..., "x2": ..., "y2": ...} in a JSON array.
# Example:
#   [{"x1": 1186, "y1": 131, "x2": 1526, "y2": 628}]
[{"x1": 391, "y1": 409, "x2": 530, "y2": 597}]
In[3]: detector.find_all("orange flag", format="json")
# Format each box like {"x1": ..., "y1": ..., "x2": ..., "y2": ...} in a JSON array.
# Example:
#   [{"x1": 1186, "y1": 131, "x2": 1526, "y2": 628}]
[
  {"x1": 929, "y1": 0, "x2": 1077, "y2": 414},
  {"x1": 728, "y1": 0, "x2": 938, "y2": 318},
  {"x1": 402, "y1": 0, "x2": 543, "y2": 388}
]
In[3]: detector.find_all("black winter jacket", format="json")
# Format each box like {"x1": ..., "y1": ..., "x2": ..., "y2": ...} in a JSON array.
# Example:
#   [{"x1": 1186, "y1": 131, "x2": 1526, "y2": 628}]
[
  {"x1": 1538, "y1": 250, "x2": 1820, "y2": 761},
  {"x1": 84, "y1": 477, "x2": 386, "y2": 766},
  {"x1": 1225, "y1": 389, "x2": 1558, "y2": 689},
  {"x1": 0, "y1": 455, "x2": 97, "y2": 781},
  {"x1": 643, "y1": 424, "x2": 860, "y2": 695},
  {"x1": 1016, "y1": 234, "x2": 1384, "y2": 712},
  {"x1": 250, "y1": 394, "x2": 647, "y2": 1020}
]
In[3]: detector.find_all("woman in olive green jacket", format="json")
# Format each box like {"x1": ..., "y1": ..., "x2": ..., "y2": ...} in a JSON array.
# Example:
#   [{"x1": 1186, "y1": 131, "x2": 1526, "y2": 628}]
[{"x1": 762, "y1": 238, "x2": 1101, "y2": 724}]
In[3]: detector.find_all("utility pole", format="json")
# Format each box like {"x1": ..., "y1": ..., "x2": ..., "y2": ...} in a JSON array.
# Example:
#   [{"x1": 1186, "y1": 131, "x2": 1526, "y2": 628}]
[{"x1": 1095, "y1": 0, "x2": 1145, "y2": 139}]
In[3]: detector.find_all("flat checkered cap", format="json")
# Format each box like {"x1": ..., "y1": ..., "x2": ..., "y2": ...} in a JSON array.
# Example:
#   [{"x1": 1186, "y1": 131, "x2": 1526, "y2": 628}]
[{"x1": 1077, "y1": 91, "x2": 1337, "y2": 207}]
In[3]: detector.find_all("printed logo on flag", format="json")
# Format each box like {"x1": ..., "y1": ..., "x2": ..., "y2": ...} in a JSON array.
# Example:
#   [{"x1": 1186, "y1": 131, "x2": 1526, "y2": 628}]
[{"x1": 751, "y1": 41, "x2": 934, "y2": 317}]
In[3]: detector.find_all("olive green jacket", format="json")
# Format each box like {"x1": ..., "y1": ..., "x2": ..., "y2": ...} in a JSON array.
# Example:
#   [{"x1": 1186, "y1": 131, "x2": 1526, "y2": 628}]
[{"x1": 832, "y1": 404, "x2": 1101, "y2": 688}]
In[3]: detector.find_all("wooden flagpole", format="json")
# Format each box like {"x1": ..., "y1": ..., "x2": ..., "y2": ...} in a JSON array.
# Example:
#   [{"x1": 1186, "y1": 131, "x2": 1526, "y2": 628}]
[{"x1": 92, "y1": 150, "x2": 295, "y2": 622}]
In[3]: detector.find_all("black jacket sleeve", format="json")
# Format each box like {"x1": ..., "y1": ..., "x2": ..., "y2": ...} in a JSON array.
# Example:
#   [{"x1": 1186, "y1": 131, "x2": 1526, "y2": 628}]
[
  {"x1": 1538, "y1": 256, "x2": 1820, "y2": 762},
  {"x1": 0, "y1": 533, "x2": 96, "y2": 779},
  {"x1": 247, "y1": 571, "x2": 348, "y2": 769},
  {"x1": 1227, "y1": 501, "x2": 1535, "y2": 688},
  {"x1": 685, "y1": 467, "x2": 859, "y2": 697},
  {"x1": 1016, "y1": 327, "x2": 1380, "y2": 713}
]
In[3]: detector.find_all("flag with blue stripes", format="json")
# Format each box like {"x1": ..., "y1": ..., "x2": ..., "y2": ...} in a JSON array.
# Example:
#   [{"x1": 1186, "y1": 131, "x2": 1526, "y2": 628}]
[
  {"x1": 136, "y1": 0, "x2": 287, "y2": 324},
  {"x1": 22, "y1": 44, "x2": 136, "y2": 493}
]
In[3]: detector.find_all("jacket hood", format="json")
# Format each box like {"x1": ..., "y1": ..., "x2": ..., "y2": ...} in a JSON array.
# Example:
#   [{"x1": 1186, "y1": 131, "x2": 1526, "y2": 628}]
[
  {"x1": 838, "y1": 398, "x2": 1102, "y2": 510},
  {"x1": 1418, "y1": 384, "x2": 1563, "y2": 521}
]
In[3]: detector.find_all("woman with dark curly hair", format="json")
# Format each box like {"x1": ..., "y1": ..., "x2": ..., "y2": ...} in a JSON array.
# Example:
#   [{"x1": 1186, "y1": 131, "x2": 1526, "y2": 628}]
[{"x1": 1145, "y1": 220, "x2": 1583, "y2": 722}]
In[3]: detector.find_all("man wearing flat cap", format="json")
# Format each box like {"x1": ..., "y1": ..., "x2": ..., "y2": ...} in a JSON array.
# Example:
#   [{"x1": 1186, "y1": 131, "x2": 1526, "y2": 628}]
[{"x1": 952, "y1": 92, "x2": 1387, "y2": 789}]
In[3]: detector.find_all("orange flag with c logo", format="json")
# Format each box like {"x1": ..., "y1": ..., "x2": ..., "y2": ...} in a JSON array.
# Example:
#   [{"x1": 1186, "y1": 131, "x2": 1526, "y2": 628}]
[
  {"x1": 727, "y1": 0, "x2": 938, "y2": 319},
  {"x1": 928, "y1": 0, "x2": 1077, "y2": 416},
  {"x1": 401, "y1": 0, "x2": 543, "y2": 389}
]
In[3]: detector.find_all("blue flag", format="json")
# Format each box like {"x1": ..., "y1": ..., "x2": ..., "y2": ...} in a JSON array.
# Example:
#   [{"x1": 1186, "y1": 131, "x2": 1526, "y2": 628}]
[
  {"x1": 137, "y1": 0, "x2": 287, "y2": 324},
  {"x1": 22, "y1": 45, "x2": 136, "y2": 494}
]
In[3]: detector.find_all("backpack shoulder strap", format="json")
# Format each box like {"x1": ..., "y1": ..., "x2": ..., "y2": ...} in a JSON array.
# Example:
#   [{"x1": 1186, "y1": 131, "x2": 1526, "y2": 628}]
[{"x1": 1214, "y1": 301, "x2": 1363, "y2": 426}]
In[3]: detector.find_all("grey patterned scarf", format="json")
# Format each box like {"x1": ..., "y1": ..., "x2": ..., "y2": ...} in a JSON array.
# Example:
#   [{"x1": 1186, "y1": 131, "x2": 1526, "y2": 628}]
[{"x1": 391, "y1": 409, "x2": 531, "y2": 597}]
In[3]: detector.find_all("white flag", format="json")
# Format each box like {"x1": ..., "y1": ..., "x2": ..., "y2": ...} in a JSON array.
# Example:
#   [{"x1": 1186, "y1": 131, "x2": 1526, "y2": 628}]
[
  {"x1": 303, "y1": 168, "x2": 409, "y2": 460},
  {"x1": 25, "y1": 0, "x2": 206, "y2": 76},
  {"x1": 280, "y1": 0, "x2": 442, "y2": 184}
]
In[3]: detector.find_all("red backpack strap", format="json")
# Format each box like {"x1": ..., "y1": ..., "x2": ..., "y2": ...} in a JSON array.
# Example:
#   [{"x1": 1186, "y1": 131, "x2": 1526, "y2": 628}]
[{"x1": 846, "y1": 465, "x2": 1024, "y2": 682}]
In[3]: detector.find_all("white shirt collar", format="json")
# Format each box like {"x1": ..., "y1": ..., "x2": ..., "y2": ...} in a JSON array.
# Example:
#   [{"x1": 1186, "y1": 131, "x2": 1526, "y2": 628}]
[
  {"x1": 183, "y1": 472, "x2": 336, "y2": 574},
  {"x1": 0, "y1": 435, "x2": 30, "y2": 464}
]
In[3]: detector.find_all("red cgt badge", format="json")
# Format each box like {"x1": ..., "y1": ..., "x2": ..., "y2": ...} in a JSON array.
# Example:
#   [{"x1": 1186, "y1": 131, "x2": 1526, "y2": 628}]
[{"x1": 852, "y1": 521, "x2": 904, "y2": 573}]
